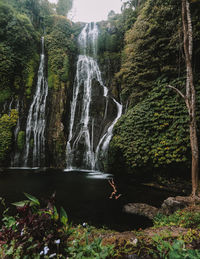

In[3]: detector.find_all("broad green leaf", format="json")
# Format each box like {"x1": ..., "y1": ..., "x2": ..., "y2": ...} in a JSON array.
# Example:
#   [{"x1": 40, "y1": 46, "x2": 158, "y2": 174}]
[
  {"x1": 24, "y1": 192, "x2": 40, "y2": 206},
  {"x1": 11, "y1": 200, "x2": 30, "y2": 207},
  {"x1": 53, "y1": 206, "x2": 59, "y2": 220},
  {"x1": 60, "y1": 206, "x2": 68, "y2": 226}
]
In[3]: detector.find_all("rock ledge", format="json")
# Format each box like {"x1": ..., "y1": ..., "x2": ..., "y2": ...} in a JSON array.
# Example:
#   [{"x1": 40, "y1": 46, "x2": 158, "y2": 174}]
[{"x1": 123, "y1": 196, "x2": 197, "y2": 220}]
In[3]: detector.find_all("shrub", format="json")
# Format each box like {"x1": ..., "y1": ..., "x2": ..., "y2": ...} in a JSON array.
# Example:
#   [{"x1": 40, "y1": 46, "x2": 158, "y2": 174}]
[
  {"x1": 153, "y1": 210, "x2": 200, "y2": 229},
  {"x1": 0, "y1": 109, "x2": 18, "y2": 164},
  {"x1": 0, "y1": 194, "x2": 114, "y2": 258}
]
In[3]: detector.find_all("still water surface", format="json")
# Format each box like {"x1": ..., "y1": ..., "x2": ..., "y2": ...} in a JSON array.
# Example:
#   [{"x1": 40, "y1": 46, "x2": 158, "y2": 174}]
[{"x1": 0, "y1": 168, "x2": 171, "y2": 231}]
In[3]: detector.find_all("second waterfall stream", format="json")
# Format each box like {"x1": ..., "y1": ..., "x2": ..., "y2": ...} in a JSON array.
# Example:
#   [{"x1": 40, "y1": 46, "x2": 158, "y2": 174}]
[
  {"x1": 66, "y1": 23, "x2": 122, "y2": 171},
  {"x1": 23, "y1": 37, "x2": 48, "y2": 167}
]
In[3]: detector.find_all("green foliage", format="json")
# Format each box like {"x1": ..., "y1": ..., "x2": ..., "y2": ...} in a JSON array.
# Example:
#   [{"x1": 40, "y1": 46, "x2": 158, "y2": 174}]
[
  {"x1": 67, "y1": 225, "x2": 114, "y2": 259},
  {"x1": 0, "y1": 193, "x2": 71, "y2": 258},
  {"x1": 48, "y1": 69, "x2": 60, "y2": 89},
  {"x1": 97, "y1": 13, "x2": 134, "y2": 99},
  {"x1": 98, "y1": 27, "x2": 122, "y2": 53},
  {"x1": 17, "y1": 131, "x2": 25, "y2": 151},
  {"x1": 109, "y1": 80, "x2": 190, "y2": 173},
  {"x1": 154, "y1": 210, "x2": 200, "y2": 229},
  {"x1": 0, "y1": 0, "x2": 39, "y2": 106},
  {"x1": 118, "y1": 0, "x2": 183, "y2": 104},
  {"x1": 119, "y1": 7, "x2": 137, "y2": 32},
  {"x1": 56, "y1": 0, "x2": 73, "y2": 16},
  {"x1": 0, "y1": 194, "x2": 114, "y2": 258},
  {"x1": 61, "y1": 55, "x2": 70, "y2": 81},
  {"x1": 0, "y1": 109, "x2": 18, "y2": 164},
  {"x1": 24, "y1": 192, "x2": 40, "y2": 206},
  {"x1": 24, "y1": 52, "x2": 39, "y2": 97},
  {"x1": 45, "y1": 15, "x2": 76, "y2": 89},
  {"x1": 108, "y1": 0, "x2": 200, "y2": 174},
  {"x1": 0, "y1": 2, "x2": 38, "y2": 52},
  {"x1": 5, "y1": 0, "x2": 54, "y2": 28},
  {"x1": 60, "y1": 206, "x2": 68, "y2": 226},
  {"x1": 0, "y1": 88, "x2": 12, "y2": 104},
  {"x1": 152, "y1": 236, "x2": 200, "y2": 259},
  {"x1": 98, "y1": 51, "x2": 121, "y2": 96},
  {"x1": 0, "y1": 43, "x2": 15, "y2": 89},
  {"x1": 97, "y1": 7, "x2": 137, "y2": 55}
]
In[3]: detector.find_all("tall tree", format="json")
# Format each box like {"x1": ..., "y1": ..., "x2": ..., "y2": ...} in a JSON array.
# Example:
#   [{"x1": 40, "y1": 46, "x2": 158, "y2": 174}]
[
  {"x1": 121, "y1": 0, "x2": 146, "y2": 10},
  {"x1": 168, "y1": 0, "x2": 199, "y2": 197},
  {"x1": 56, "y1": 0, "x2": 72, "y2": 16}
]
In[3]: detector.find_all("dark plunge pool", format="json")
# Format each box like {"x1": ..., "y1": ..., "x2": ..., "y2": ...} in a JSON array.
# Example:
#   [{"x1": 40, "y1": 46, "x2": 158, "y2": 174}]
[{"x1": 0, "y1": 168, "x2": 171, "y2": 231}]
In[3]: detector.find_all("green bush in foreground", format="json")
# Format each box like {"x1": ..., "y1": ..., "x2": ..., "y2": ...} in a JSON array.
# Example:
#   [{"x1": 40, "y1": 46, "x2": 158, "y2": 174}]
[
  {"x1": 153, "y1": 210, "x2": 200, "y2": 229},
  {"x1": 152, "y1": 236, "x2": 200, "y2": 259},
  {"x1": 0, "y1": 194, "x2": 114, "y2": 258}
]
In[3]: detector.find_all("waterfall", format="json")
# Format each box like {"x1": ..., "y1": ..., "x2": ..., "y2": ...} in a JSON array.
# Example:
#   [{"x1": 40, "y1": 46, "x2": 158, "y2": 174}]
[
  {"x1": 66, "y1": 23, "x2": 122, "y2": 171},
  {"x1": 23, "y1": 37, "x2": 48, "y2": 167}
]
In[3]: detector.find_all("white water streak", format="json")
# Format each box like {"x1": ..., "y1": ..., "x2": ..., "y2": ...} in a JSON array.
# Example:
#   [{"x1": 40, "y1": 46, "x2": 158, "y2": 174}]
[
  {"x1": 66, "y1": 23, "x2": 122, "y2": 171},
  {"x1": 23, "y1": 37, "x2": 48, "y2": 167}
]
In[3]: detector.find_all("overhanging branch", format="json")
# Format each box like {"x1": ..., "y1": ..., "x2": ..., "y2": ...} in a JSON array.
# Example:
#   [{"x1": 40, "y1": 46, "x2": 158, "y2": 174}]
[{"x1": 167, "y1": 85, "x2": 185, "y2": 100}]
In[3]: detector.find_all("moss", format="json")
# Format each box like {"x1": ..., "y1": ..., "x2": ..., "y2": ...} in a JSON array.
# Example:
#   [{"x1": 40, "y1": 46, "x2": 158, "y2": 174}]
[
  {"x1": 13, "y1": 76, "x2": 21, "y2": 90},
  {"x1": 0, "y1": 109, "x2": 18, "y2": 164},
  {"x1": 0, "y1": 1, "x2": 39, "y2": 105},
  {"x1": 0, "y1": 88, "x2": 12, "y2": 104},
  {"x1": 109, "y1": 80, "x2": 191, "y2": 174},
  {"x1": 48, "y1": 69, "x2": 60, "y2": 90},
  {"x1": 45, "y1": 15, "x2": 77, "y2": 90},
  {"x1": 118, "y1": 0, "x2": 183, "y2": 105},
  {"x1": 30, "y1": 138, "x2": 34, "y2": 149},
  {"x1": 25, "y1": 53, "x2": 40, "y2": 98},
  {"x1": 17, "y1": 131, "x2": 25, "y2": 151},
  {"x1": 60, "y1": 55, "x2": 69, "y2": 82}
]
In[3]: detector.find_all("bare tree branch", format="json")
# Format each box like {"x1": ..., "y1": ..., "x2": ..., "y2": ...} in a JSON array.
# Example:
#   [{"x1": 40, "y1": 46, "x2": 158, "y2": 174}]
[{"x1": 167, "y1": 85, "x2": 185, "y2": 99}]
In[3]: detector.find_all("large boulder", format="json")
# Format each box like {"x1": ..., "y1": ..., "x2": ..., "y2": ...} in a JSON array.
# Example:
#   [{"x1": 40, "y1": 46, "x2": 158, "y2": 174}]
[
  {"x1": 123, "y1": 203, "x2": 159, "y2": 220},
  {"x1": 123, "y1": 196, "x2": 196, "y2": 220},
  {"x1": 159, "y1": 196, "x2": 193, "y2": 215}
]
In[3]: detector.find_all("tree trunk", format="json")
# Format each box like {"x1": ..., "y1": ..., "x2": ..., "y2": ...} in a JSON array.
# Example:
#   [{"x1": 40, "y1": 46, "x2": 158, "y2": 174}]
[
  {"x1": 190, "y1": 116, "x2": 199, "y2": 196},
  {"x1": 182, "y1": 0, "x2": 199, "y2": 197}
]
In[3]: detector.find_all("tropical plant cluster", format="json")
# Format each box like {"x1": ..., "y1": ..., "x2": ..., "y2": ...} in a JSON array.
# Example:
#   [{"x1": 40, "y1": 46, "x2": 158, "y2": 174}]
[
  {"x1": 0, "y1": 194, "x2": 114, "y2": 259},
  {"x1": 2, "y1": 194, "x2": 200, "y2": 258},
  {"x1": 108, "y1": 0, "x2": 200, "y2": 175}
]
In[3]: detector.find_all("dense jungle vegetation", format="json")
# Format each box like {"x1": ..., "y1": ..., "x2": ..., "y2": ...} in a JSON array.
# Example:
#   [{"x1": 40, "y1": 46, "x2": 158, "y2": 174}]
[
  {"x1": 107, "y1": 0, "x2": 200, "y2": 177},
  {"x1": 0, "y1": 0, "x2": 78, "y2": 165},
  {"x1": 0, "y1": 0, "x2": 200, "y2": 177},
  {"x1": 1, "y1": 0, "x2": 200, "y2": 258}
]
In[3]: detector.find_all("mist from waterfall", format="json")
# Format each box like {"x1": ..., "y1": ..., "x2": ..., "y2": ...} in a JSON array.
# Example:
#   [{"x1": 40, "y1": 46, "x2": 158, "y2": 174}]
[{"x1": 66, "y1": 23, "x2": 122, "y2": 171}]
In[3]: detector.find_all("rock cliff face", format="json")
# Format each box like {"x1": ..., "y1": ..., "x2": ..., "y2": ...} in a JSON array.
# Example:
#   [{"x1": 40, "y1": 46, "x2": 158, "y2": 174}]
[
  {"x1": 42, "y1": 16, "x2": 78, "y2": 168},
  {"x1": 0, "y1": 13, "x2": 123, "y2": 169},
  {"x1": 0, "y1": 7, "x2": 78, "y2": 168},
  {"x1": 97, "y1": 20, "x2": 123, "y2": 103},
  {"x1": 65, "y1": 23, "x2": 122, "y2": 171},
  {"x1": 47, "y1": 82, "x2": 68, "y2": 168},
  {"x1": 2, "y1": 0, "x2": 200, "y2": 174}
]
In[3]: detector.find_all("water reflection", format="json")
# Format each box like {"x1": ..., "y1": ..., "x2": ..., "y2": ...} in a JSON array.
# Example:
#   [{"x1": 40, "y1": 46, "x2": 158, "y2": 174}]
[{"x1": 64, "y1": 168, "x2": 113, "y2": 179}]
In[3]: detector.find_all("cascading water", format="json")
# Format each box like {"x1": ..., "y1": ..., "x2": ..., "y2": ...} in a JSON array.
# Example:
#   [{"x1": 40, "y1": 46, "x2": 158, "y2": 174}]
[
  {"x1": 66, "y1": 23, "x2": 122, "y2": 171},
  {"x1": 23, "y1": 37, "x2": 48, "y2": 167}
]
